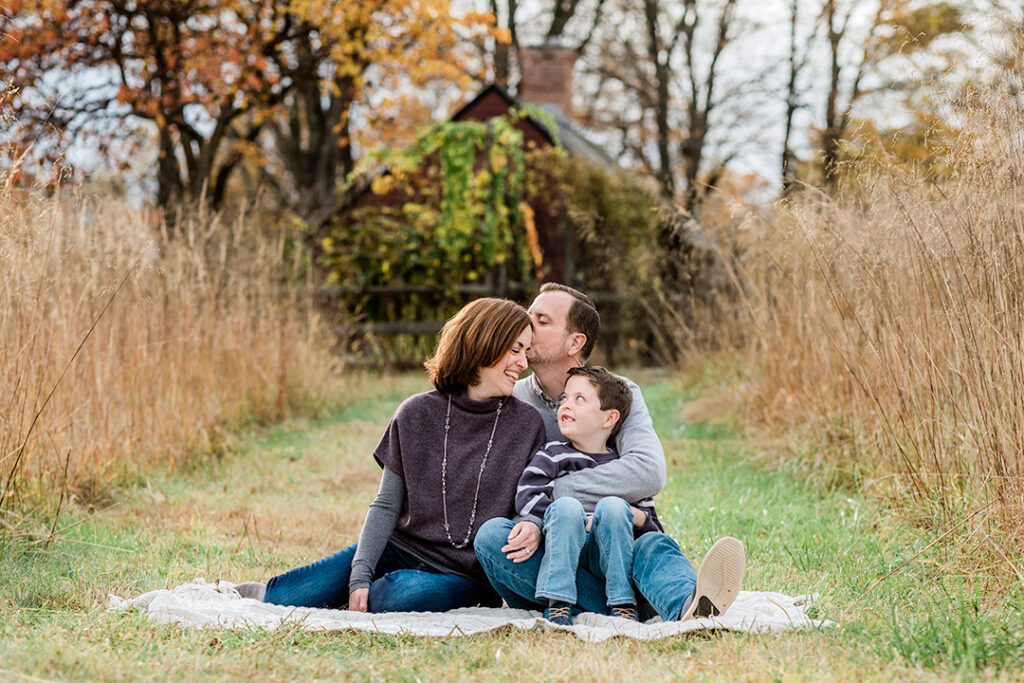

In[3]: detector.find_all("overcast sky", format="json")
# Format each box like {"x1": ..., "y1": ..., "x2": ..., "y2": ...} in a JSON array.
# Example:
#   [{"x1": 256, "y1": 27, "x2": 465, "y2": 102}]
[
  {"x1": 459, "y1": 0, "x2": 995, "y2": 190},
  {"x1": 46, "y1": 0, "x2": 1006, "y2": 202}
]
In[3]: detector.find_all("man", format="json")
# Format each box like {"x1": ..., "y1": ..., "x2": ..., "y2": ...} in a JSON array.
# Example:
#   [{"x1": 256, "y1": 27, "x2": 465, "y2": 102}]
[
  {"x1": 474, "y1": 283, "x2": 745, "y2": 622},
  {"x1": 515, "y1": 284, "x2": 666, "y2": 506}
]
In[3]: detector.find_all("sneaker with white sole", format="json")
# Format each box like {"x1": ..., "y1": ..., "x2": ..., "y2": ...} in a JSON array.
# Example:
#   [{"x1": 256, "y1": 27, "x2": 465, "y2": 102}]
[{"x1": 682, "y1": 536, "x2": 746, "y2": 620}]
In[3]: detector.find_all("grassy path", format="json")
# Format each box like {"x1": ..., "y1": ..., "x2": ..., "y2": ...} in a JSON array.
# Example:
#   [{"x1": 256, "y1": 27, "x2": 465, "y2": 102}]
[{"x1": 1, "y1": 372, "x2": 1021, "y2": 681}]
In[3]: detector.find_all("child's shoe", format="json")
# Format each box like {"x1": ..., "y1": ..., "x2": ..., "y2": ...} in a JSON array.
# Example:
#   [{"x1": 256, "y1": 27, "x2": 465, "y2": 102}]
[
  {"x1": 542, "y1": 601, "x2": 573, "y2": 626},
  {"x1": 682, "y1": 536, "x2": 746, "y2": 620},
  {"x1": 609, "y1": 604, "x2": 639, "y2": 621}
]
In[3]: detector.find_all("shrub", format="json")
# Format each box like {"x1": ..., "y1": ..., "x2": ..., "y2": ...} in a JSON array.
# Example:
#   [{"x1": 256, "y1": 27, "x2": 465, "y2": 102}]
[
  {"x1": 720, "y1": 90, "x2": 1024, "y2": 575},
  {"x1": 0, "y1": 191, "x2": 342, "y2": 522}
]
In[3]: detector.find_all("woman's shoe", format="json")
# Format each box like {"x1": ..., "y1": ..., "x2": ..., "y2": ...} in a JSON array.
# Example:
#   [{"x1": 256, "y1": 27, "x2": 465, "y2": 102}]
[{"x1": 235, "y1": 582, "x2": 266, "y2": 601}]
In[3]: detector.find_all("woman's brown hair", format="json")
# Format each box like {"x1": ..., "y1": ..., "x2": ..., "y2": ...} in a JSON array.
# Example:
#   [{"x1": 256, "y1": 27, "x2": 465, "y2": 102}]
[{"x1": 425, "y1": 298, "x2": 530, "y2": 394}]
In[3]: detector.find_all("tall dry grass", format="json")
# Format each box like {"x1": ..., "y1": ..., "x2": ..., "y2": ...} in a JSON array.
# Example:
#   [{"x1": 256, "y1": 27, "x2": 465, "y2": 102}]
[
  {"x1": 0, "y1": 190, "x2": 343, "y2": 526},
  {"x1": 716, "y1": 92, "x2": 1024, "y2": 577}
]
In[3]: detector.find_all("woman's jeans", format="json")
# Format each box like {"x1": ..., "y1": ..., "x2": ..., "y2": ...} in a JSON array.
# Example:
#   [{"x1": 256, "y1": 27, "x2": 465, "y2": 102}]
[
  {"x1": 475, "y1": 515, "x2": 698, "y2": 621},
  {"x1": 536, "y1": 497, "x2": 637, "y2": 606},
  {"x1": 263, "y1": 541, "x2": 500, "y2": 612}
]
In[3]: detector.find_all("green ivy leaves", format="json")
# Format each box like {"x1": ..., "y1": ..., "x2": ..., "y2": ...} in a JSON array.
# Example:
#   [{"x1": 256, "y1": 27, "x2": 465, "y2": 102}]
[{"x1": 320, "y1": 111, "x2": 531, "y2": 321}]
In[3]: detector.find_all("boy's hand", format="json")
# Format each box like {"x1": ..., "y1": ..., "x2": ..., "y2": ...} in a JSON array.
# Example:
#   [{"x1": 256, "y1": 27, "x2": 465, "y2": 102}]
[
  {"x1": 349, "y1": 588, "x2": 369, "y2": 612},
  {"x1": 585, "y1": 514, "x2": 593, "y2": 533},
  {"x1": 631, "y1": 506, "x2": 648, "y2": 528},
  {"x1": 502, "y1": 521, "x2": 540, "y2": 563}
]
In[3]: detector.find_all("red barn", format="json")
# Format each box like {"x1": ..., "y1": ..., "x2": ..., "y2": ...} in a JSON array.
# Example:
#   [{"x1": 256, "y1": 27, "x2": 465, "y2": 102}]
[
  {"x1": 324, "y1": 42, "x2": 617, "y2": 288},
  {"x1": 315, "y1": 45, "x2": 646, "y2": 361},
  {"x1": 448, "y1": 82, "x2": 615, "y2": 284}
]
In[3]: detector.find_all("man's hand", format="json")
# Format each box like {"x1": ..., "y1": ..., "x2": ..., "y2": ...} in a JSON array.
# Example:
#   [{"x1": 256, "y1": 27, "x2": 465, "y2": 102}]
[
  {"x1": 631, "y1": 506, "x2": 648, "y2": 528},
  {"x1": 501, "y1": 520, "x2": 541, "y2": 563},
  {"x1": 349, "y1": 588, "x2": 369, "y2": 612},
  {"x1": 585, "y1": 514, "x2": 593, "y2": 533}
]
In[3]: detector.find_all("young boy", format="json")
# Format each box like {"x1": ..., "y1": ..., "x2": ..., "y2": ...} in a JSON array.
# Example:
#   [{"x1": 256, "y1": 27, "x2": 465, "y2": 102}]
[{"x1": 514, "y1": 366, "x2": 665, "y2": 625}]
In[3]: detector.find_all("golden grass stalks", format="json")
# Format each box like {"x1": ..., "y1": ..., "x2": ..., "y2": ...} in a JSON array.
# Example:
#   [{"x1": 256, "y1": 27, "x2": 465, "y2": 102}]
[
  {"x1": 715, "y1": 90, "x2": 1024, "y2": 574},
  {"x1": 0, "y1": 190, "x2": 343, "y2": 514}
]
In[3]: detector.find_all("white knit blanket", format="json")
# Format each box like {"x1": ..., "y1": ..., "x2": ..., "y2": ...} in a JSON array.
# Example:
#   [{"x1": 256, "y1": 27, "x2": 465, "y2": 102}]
[{"x1": 108, "y1": 579, "x2": 835, "y2": 642}]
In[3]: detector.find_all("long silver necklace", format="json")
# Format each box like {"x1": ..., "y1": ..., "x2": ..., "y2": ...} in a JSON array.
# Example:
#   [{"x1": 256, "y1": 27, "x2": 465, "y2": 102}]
[{"x1": 441, "y1": 394, "x2": 503, "y2": 549}]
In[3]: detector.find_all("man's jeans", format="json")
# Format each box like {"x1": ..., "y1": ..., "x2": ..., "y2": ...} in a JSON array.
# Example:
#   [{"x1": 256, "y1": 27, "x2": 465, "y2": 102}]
[
  {"x1": 263, "y1": 541, "x2": 500, "y2": 612},
  {"x1": 475, "y1": 516, "x2": 698, "y2": 621},
  {"x1": 536, "y1": 496, "x2": 636, "y2": 606}
]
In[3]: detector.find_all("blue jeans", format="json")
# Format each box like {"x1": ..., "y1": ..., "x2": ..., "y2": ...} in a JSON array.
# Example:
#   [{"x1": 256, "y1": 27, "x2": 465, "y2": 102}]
[
  {"x1": 475, "y1": 516, "x2": 698, "y2": 621},
  {"x1": 263, "y1": 541, "x2": 501, "y2": 612},
  {"x1": 536, "y1": 497, "x2": 636, "y2": 606}
]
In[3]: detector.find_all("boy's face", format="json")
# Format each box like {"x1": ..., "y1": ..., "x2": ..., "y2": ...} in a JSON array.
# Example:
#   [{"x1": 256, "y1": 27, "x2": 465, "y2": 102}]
[{"x1": 557, "y1": 375, "x2": 618, "y2": 446}]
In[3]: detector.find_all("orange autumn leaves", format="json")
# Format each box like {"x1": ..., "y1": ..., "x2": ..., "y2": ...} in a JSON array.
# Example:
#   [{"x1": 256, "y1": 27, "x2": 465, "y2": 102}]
[{"x1": 1, "y1": 0, "x2": 495, "y2": 202}]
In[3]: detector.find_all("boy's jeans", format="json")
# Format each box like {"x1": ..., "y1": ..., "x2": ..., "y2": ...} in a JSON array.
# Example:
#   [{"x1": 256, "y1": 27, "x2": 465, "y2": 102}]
[
  {"x1": 263, "y1": 541, "x2": 500, "y2": 612},
  {"x1": 475, "y1": 514, "x2": 698, "y2": 621},
  {"x1": 535, "y1": 496, "x2": 636, "y2": 606}
]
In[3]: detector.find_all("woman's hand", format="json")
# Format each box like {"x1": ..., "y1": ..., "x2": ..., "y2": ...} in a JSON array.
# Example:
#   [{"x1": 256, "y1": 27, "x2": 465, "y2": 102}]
[
  {"x1": 349, "y1": 588, "x2": 369, "y2": 612},
  {"x1": 501, "y1": 521, "x2": 541, "y2": 563},
  {"x1": 631, "y1": 506, "x2": 648, "y2": 528}
]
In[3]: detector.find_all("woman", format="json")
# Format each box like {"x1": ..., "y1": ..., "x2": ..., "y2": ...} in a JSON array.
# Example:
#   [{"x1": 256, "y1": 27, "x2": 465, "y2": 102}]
[{"x1": 236, "y1": 298, "x2": 546, "y2": 613}]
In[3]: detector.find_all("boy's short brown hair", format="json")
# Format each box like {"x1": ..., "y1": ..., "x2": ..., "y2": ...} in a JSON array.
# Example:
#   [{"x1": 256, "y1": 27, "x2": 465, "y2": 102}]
[
  {"x1": 425, "y1": 298, "x2": 530, "y2": 395},
  {"x1": 566, "y1": 365, "x2": 632, "y2": 437}
]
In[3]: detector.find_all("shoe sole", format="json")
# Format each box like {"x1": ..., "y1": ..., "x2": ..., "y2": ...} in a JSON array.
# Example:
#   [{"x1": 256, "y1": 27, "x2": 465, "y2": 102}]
[{"x1": 683, "y1": 536, "x2": 746, "y2": 620}]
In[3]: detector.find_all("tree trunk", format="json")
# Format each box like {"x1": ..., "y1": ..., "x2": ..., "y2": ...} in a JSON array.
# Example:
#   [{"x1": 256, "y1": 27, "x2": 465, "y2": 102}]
[
  {"x1": 490, "y1": 0, "x2": 517, "y2": 86},
  {"x1": 548, "y1": 0, "x2": 583, "y2": 38},
  {"x1": 273, "y1": 72, "x2": 357, "y2": 226},
  {"x1": 678, "y1": 0, "x2": 734, "y2": 212},
  {"x1": 781, "y1": 0, "x2": 800, "y2": 194},
  {"x1": 680, "y1": 110, "x2": 706, "y2": 212},
  {"x1": 643, "y1": 0, "x2": 675, "y2": 199},
  {"x1": 156, "y1": 124, "x2": 184, "y2": 217},
  {"x1": 822, "y1": 0, "x2": 843, "y2": 187}
]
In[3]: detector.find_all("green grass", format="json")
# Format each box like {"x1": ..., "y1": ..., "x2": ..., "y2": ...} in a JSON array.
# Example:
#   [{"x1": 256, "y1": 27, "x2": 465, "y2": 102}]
[{"x1": 1, "y1": 371, "x2": 1021, "y2": 681}]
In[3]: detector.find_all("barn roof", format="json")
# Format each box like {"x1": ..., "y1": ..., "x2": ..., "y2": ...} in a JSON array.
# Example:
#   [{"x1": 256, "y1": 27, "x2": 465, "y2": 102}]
[
  {"x1": 327, "y1": 83, "x2": 617, "y2": 224},
  {"x1": 450, "y1": 84, "x2": 616, "y2": 168}
]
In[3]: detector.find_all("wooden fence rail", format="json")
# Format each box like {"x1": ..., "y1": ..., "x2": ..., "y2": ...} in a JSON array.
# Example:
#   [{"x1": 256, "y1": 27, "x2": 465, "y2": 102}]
[{"x1": 297, "y1": 280, "x2": 640, "y2": 364}]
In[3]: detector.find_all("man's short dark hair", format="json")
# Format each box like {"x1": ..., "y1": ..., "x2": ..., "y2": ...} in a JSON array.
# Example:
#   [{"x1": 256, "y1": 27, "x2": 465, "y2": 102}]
[
  {"x1": 566, "y1": 366, "x2": 632, "y2": 437},
  {"x1": 538, "y1": 282, "x2": 600, "y2": 361}
]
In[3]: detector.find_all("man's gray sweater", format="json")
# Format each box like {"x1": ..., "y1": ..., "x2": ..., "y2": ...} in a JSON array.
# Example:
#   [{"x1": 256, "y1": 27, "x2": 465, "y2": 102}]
[{"x1": 512, "y1": 372, "x2": 666, "y2": 507}]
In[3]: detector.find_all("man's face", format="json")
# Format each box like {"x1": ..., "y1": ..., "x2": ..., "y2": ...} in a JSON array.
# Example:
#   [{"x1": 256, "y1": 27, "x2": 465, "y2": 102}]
[{"x1": 526, "y1": 290, "x2": 575, "y2": 366}]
